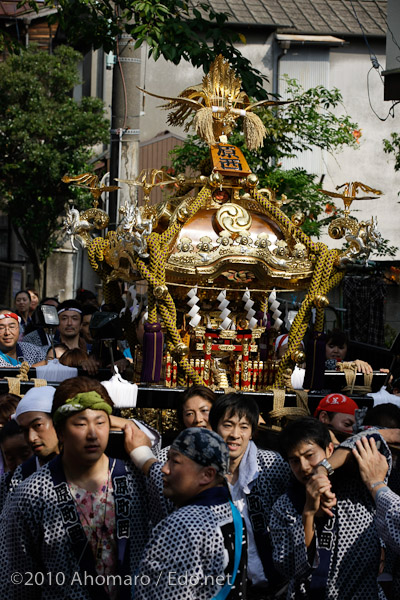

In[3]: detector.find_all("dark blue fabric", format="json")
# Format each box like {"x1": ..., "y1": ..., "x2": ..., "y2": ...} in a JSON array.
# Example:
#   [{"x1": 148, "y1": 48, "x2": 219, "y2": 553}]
[
  {"x1": 287, "y1": 477, "x2": 336, "y2": 598},
  {"x1": 187, "y1": 485, "x2": 230, "y2": 507},
  {"x1": 20, "y1": 454, "x2": 37, "y2": 479},
  {"x1": 111, "y1": 457, "x2": 131, "y2": 600},
  {"x1": 49, "y1": 454, "x2": 131, "y2": 600},
  {"x1": 213, "y1": 501, "x2": 243, "y2": 600},
  {"x1": 247, "y1": 485, "x2": 283, "y2": 589}
]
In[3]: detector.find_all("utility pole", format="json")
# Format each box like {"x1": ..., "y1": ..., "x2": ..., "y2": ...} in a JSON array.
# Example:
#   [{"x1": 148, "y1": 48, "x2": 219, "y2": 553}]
[{"x1": 108, "y1": 36, "x2": 141, "y2": 229}]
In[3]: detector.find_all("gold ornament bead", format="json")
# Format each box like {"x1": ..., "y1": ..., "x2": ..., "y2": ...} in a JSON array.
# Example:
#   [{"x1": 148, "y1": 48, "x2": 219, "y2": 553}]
[
  {"x1": 153, "y1": 285, "x2": 168, "y2": 299},
  {"x1": 209, "y1": 172, "x2": 223, "y2": 188},
  {"x1": 313, "y1": 294, "x2": 329, "y2": 308},
  {"x1": 177, "y1": 205, "x2": 190, "y2": 222},
  {"x1": 292, "y1": 350, "x2": 306, "y2": 364},
  {"x1": 246, "y1": 173, "x2": 259, "y2": 188},
  {"x1": 291, "y1": 212, "x2": 305, "y2": 226},
  {"x1": 171, "y1": 342, "x2": 189, "y2": 359}
]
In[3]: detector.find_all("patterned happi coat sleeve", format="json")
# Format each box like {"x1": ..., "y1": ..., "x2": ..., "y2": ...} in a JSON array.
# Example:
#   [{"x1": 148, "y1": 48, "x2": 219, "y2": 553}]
[
  {"x1": 22, "y1": 330, "x2": 45, "y2": 347},
  {"x1": 270, "y1": 494, "x2": 312, "y2": 584},
  {"x1": 0, "y1": 472, "x2": 11, "y2": 516},
  {"x1": 18, "y1": 341, "x2": 48, "y2": 364},
  {"x1": 0, "y1": 457, "x2": 37, "y2": 516},
  {"x1": 255, "y1": 449, "x2": 291, "y2": 513},
  {"x1": 339, "y1": 428, "x2": 392, "y2": 475},
  {"x1": 155, "y1": 445, "x2": 169, "y2": 462},
  {"x1": 145, "y1": 454, "x2": 174, "y2": 526},
  {"x1": 376, "y1": 487, "x2": 400, "y2": 554},
  {"x1": 135, "y1": 502, "x2": 247, "y2": 600},
  {"x1": 0, "y1": 472, "x2": 72, "y2": 600}
]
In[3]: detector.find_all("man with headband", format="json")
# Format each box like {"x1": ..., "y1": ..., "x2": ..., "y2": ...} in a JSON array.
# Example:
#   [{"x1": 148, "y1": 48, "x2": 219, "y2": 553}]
[
  {"x1": 0, "y1": 308, "x2": 47, "y2": 367},
  {"x1": 0, "y1": 376, "x2": 151, "y2": 600},
  {"x1": 56, "y1": 300, "x2": 88, "y2": 351},
  {"x1": 25, "y1": 300, "x2": 87, "y2": 353},
  {"x1": 0, "y1": 385, "x2": 59, "y2": 513},
  {"x1": 133, "y1": 427, "x2": 247, "y2": 600}
]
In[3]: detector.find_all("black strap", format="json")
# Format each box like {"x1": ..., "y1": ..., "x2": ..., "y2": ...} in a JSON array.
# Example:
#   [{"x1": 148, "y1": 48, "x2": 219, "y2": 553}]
[
  {"x1": 111, "y1": 458, "x2": 132, "y2": 600},
  {"x1": 48, "y1": 455, "x2": 110, "y2": 600},
  {"x1": 20, "y1": 454, "x2": 37, "y2": 479},
  {"x1": 247, "y1": 485, "x2": 285, "y2": 589}
]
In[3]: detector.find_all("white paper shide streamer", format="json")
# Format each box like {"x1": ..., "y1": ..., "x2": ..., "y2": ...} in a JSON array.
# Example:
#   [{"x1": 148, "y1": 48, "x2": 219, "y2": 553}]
[
  {"x1": 187, "y1": 287, "x2": 201, "y2": 327},
  {"x1": 242, "y1": 288, "x2": 257, "y2": 329},
  {"x1": 268, "y1": 288, "x2": 283, "y2": 330},
  {"x1": 217, "y1": 290, "x2": 232, "y2": 330},
  {"x1": 102, "y1": 367, "x2": 138, "y2": 408}
]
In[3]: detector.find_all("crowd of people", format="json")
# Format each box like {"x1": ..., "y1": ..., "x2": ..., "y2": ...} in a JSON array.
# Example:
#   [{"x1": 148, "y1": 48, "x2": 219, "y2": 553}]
[
  {"x1": 0, "y1": 377, "x2": 398, "y2": 598},
  {"x1": 0, "y1": 289, "x2": 132, "y2": 376},
  {"x1": 0, "y1": 289, "x2": 399, "y2": 598}
]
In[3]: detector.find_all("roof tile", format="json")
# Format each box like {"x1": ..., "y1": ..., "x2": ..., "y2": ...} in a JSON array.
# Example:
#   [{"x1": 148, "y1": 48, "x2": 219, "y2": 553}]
[{"x1": 208, "y1": 0, "x2": 386, "y2": 35}]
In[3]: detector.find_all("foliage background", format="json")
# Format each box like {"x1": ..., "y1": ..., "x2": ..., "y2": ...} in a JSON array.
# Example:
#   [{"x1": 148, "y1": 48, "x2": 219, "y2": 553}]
[{"x1": 0, "y1": 45, "x2": 109, "y2": 286}]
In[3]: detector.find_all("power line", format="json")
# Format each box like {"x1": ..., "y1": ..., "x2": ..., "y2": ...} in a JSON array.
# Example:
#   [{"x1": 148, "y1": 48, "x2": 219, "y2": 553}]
[{"x1": 349, "y1": 0, "x2": 398, "y2": 121}]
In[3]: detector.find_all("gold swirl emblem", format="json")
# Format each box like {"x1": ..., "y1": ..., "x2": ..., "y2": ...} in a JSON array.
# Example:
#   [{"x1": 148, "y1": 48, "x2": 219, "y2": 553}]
[
  {"x1": 328, "y1": 216, "x2": 358, "y2": 240},
  {"x1": 216, "y1": 203, "x2": 252, "y2": 233}
]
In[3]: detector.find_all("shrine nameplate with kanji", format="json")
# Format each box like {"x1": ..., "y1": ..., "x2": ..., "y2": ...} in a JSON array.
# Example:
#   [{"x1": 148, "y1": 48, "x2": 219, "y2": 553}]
[{"x1": 211, "y1": 144, "x2": 251, "y2": 176}]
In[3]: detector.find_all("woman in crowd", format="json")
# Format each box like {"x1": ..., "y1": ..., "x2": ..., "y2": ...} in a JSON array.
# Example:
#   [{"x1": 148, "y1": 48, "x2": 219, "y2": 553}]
[
  {"x1": 325, "y1": 329, "x2": 373, "y2": 374},
  {"x1": 14, "y1": 290, "x2": 32, "y2": 339},
  {"x1": 176, "y1": 384, "x2": 215, "y2": 430},
  {"x1": 157, "y1": 385, "x2": 216, "y2": 454}
]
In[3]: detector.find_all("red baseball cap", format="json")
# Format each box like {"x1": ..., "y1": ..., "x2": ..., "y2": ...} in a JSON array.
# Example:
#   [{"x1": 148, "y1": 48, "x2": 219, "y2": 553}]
[{"x1": 314, "y1": 393, "x2": 359, "y2": 417}]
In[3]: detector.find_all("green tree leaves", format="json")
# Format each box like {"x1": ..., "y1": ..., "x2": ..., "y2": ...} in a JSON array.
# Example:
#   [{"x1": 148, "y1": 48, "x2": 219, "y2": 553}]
[
  {"x1": 383, "y1": 132, "x2": 400, "y2": 174},
  {"x1": 21, "y1": 0, "x2": 268, "y2": 99},
  {"x1": 0, "y1": 45, "x2": 109, "y2": 283}
]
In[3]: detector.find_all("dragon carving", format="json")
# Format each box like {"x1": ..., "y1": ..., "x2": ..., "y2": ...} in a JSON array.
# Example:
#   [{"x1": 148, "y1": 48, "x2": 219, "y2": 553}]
[{"x1": 321, "y1": 181, "x2": 383, "y2": 266}]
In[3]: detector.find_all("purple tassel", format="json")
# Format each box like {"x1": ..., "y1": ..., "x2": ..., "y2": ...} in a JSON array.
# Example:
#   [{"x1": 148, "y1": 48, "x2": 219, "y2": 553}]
[
  {"x1": 303, "y1": 332, "x2": 327, "y2": 391},
  {"x1": 141, "y1": 321, "x2": 163, "y2": 383},
  {"x1": 256, "y1": 310, "x2": 271, "y2": 360}
]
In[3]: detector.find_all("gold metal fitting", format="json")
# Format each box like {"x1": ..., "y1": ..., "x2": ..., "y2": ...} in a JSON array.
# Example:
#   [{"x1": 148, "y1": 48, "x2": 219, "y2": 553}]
[
  {"x1": 171, "y1": 342, "x2": 189, "y2": 359},
  {"x1": 291, "y1": 212, "x2": 305, "y2": 227},
  {"x1": 177, "y1": 204, "x2": 190, "y2": 222},
  {"x1": 153, "y1": 285, "x2": 168, "y2": 299},
  {"x1": 313, "y1": 294, "x2": 329, "y2": 308},
  {"x1": 292, "y1": 350, "x2": 306, "y2": 364},
  {"x1": 209, "y1": 172, "x2": 223, "y2": 188},
  {"x1": 238, "y1": 317, "x2": 249, "y2": 329},
  {"x1": 246, "y1": 173, "x2": 259, "y2": 188}
]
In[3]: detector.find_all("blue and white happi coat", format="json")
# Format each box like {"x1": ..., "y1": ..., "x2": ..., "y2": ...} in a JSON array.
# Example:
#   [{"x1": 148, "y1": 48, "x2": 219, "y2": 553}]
[
  {"x1": 270, "y1": 430, "x2": 392, "y2": 600},
  {"x1": 0, "y1": 454, "x2": 152, "y2": 600},
  {"x1": 135, "y1": 486, "x2": 248, "y2": 600}
]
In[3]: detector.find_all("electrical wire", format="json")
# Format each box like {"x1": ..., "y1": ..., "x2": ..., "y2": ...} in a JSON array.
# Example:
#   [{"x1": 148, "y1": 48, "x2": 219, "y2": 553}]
[
  {"x1": 142, "y1": 44, "x2": 147, "y2": 114},
  {"x1": 375, "y1": 1, "x2": 400, "y2": 61},
  {"x1": 349, "y1": 0, "x2": 398, "y2": 121},
  {"x1": 115, "y1": 8, "x2": 128, "y2": 130},
  {"x1": 367, "y1": 65, "x2": 400, "y2": 121}
]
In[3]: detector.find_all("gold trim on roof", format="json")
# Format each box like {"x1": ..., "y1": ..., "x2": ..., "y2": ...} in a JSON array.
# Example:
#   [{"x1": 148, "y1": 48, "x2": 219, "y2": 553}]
[{"x1": 138, "y1": 54, "x2": 290, "y2": 149}]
